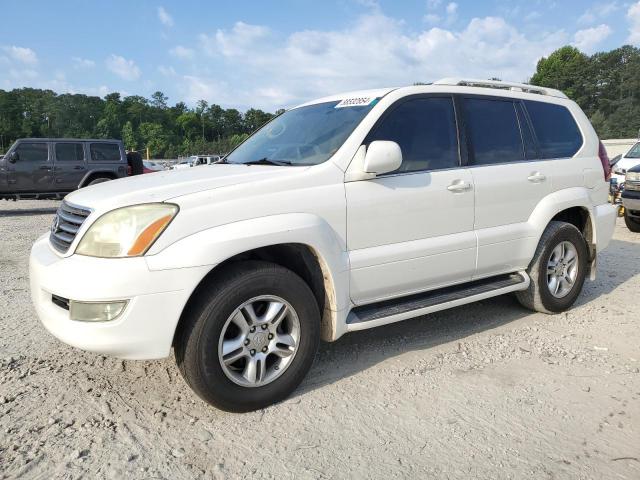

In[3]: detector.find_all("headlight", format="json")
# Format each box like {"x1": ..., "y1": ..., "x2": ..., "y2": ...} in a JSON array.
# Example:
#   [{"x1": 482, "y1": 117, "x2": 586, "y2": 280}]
[
  {"x1": 626, "y1": 171, "x2": 640, "y2": 182},
  {"x1": 76, "y1": 203, "x2": 178, "y2": 258}
]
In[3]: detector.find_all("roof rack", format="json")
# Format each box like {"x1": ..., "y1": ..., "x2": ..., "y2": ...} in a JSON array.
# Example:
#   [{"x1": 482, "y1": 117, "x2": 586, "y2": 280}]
[{"x1": 433, "y1": 78, "x2": 568, "y2": 99}]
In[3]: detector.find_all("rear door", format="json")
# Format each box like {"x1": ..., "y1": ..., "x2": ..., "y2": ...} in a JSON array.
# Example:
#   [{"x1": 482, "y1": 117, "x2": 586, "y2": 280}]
[
  {"x1": 53, "y1": 141, "x2": 87, "y2": 190},
  {"x1": 460, "y1": 95, "x2": 553, "y2": 278},
  {"x1": 9, "y1": 141, "x2": 54, "y2": 192},
  {"x1": 89, "y1": 142, "x2": 127, "y2": 177}
]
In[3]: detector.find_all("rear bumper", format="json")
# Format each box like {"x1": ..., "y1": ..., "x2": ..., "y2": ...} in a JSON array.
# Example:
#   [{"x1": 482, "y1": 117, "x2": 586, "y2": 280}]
[
  {"x1": 29, "y1": 234, "x2": 211, "y2": 359},
  {"x1": 593, "y1": 203, "x2": 616, "y2": 252}
]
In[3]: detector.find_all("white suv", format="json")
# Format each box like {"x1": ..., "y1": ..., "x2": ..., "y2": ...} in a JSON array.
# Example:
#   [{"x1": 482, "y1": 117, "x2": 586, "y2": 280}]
[{"x1": 30, "y1": 79, "x2": 617, "y2": 412}]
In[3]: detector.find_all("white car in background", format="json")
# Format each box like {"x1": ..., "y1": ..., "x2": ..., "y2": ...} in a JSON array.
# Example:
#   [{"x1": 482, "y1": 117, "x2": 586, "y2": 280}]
[
  {"x1": 612, "y1": 142, "x2": 640, "y2": 182},
  {"x1": 30, "y1": 78, "x2": 616, "y2": 412}
]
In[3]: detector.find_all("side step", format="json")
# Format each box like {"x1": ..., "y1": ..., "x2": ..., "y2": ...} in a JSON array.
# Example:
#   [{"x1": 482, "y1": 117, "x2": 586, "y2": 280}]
[{"x1": 346, "y1": 272, "x2": 529, "y2": 331}]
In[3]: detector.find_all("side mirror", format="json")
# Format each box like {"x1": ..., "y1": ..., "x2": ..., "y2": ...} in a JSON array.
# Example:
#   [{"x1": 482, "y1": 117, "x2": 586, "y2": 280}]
[
  {"x1": 610, "y1": 154, "x2": 622, "y2": 168},
  {"x1": 363, "y1": 141, "x2": 402, "y2": 175},
  {"x1": 7, "y1": 151, "x2": 17, "y2": 164}
]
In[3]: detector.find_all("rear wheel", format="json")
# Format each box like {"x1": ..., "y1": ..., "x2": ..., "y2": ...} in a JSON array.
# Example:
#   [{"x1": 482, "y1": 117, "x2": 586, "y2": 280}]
[
  {"x1": 624, "y1": 210, "x2": 640, "y2": 232},
  {"x1": 516, "y1": 221, "x2": 588, "y2": 314},
  {"x1": 175, "y1": 261, "x2": 320, "y2": 412}
]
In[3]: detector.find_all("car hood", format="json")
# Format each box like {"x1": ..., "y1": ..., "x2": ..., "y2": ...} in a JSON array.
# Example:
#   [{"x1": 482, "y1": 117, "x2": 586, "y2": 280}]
[{"x1": 65, "y1": 164, "x2": 309, "y2": 212}]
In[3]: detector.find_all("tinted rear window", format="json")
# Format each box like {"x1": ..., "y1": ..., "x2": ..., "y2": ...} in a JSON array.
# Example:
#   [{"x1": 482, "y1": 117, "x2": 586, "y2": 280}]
[
  {"x1": 55, "y1": 143, "x2": 85, "y2": 162},
  {"x1": 524, "y1": 101, "x2": 583, "y2": 159},
  {"x1": 463, "y1": 98, "x2": 524, "y2": 165},
  {"x1": 368, "y1": 97, "x2": 459, "y2": 173},
  {"x1": 90, "y1": 143, "x2": 121, "y2": 161}
]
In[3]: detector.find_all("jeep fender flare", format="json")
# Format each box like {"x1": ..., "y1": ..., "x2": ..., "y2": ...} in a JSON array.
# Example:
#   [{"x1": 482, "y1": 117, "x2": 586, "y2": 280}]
[
  {"x1": 77, "y1": 170, "x2": 117, "y2": 189},
  {"x1": 145, "y1": 213, "x2": 351, "y2": 341}
]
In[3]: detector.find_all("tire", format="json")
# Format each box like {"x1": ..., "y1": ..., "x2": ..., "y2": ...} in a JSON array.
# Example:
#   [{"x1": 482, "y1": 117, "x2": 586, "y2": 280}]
[
  {"x1": 175, "y1": 261, "x2": 320, "y2": 412},
  {"x1": 127, "y1": 151, "x2": 144, "y2": 176},
  {"x1": 87, "y1": 177, "x2": 111, "y2": 186},
  {"x1": 624, "y1": 210, "x2": 640, "y2": 232},
  {"x1": 516, "y1": 221, "x2": 588, "y2": 314}
]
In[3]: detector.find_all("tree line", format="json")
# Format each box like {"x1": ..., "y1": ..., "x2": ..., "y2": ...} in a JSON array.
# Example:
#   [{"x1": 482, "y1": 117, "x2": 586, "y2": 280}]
[
  {"x1": 0, "y1": 89, "x2": 279, "y2": 157},
  {"x1": 530, "y1": 45, "x2": 640, "y2": 139},
  {"x1": 1, "y1": 44, "x2": 639, "y2": 157}
]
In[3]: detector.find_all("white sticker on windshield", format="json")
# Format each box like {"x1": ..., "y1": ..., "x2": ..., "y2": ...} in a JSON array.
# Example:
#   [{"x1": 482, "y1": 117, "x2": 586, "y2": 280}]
[{"x1": 335, "y1": 97, "x2": 375, "y2": 108}]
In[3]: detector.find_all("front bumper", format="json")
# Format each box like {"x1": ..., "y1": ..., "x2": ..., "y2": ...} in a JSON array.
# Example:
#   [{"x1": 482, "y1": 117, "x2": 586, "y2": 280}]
[
  {"x1": 29, "y1": 234, "x2": 211, "y2": 359},
  {"x1": 622, "y1": 190, "x2": 640, "y2": 212}
]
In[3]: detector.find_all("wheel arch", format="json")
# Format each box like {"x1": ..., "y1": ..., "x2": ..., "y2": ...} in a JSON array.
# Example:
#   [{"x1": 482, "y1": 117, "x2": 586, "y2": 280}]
[{"x1": 78, "y1": 170, "x2": 118, "y2": 188}]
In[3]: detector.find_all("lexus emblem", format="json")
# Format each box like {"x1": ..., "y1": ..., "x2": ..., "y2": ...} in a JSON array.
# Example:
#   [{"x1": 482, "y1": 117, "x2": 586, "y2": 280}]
[{"x1": 51, "y1": 215, "x2": 60, "y2": 233}]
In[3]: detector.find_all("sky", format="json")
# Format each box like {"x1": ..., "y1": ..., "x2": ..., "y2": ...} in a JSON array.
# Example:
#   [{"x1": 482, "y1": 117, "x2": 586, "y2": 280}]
[{"x1": 1, "y1": 0, "x2": 640, "y2": 112}]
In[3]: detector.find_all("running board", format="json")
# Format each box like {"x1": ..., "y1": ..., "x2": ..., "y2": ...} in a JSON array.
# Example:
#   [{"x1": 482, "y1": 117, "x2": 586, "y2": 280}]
[{"x1": 346, "y1": 272, "x2": 529, "y2": 332}]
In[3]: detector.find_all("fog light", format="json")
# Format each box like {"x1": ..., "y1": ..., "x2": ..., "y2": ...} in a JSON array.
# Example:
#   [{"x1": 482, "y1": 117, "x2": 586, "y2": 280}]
[{"x1": 69, "y1": 300, "x2": 128, "y2": 322}]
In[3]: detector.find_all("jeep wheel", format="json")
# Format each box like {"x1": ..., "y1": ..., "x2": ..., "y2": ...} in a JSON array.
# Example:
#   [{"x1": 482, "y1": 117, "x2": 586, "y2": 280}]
[
  {"x1": 87, "y1": 177, "x2": 111, "y2": 186},
  {"x1": 624, "y1": 210, "x2": 640, "y2": 232},
  {"x1": 175, "y1": 261, "x2": 320, "y2": 412},
  {"x1": 516, "y1": 221, "x2": 588, "y2": 314}
]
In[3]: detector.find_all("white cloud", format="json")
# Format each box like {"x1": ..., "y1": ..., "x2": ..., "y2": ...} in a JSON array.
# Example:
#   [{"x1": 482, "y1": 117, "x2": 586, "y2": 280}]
[
  {"x1": 169, "y1": 45, "x2": 195, "y2": 59},
  {"x1": 628, "y1": 2, "x2": 640, "y2": 44},
  {"x1": 446, "y1": 2, "x2": 458, "y2": 15},
  {"x1": 201, "y1": 22, "x2": 270, "y2": 57},
  {"x1": 157, "y1": 6, "x2": 174, "y2": 27},
  {"x1": 105, "y1": 54, "x2": 141, "y2": 81},
  {"x1": 2, "y1": 46, "x2": 38, "y2": 65},
  {"x1": 176, "y1": 13, "x2": 567, "y2": 110},
  {"x1": 424, "y1": 13, "x2": 441, "y2": 24},
  {"x1": 72, "y1": 57, "x2": 95, "y2": 69},
  {"x1": 578, "y1": 2, "x2": 619, "y2": 25},
  {"x1": 574, "y1": 24, "x2": 612, "y2": 52},
  {"x1": 426, "y1": 0, "x2": 442, "y2": 9}
]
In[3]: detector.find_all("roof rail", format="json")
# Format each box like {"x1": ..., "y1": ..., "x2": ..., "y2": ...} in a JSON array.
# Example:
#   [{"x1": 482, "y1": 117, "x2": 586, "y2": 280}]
[{"x1": 433, "y1": 78, "x2": 568, "y2": 99}]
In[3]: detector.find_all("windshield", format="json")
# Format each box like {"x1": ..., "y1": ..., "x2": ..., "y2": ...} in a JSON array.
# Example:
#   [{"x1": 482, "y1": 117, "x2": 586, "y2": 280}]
[
  {"x1": 225, "y1": 100, "x2": 378, "y2": 166},
  {"x1": 626, "y1": 142, "x2": 640, "y2": 159}
]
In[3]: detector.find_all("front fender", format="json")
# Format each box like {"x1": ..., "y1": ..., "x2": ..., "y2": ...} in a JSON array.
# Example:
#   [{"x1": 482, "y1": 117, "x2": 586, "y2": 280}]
[{"x1": 145, "y1": 213, "x2": 351, "y2": 316}]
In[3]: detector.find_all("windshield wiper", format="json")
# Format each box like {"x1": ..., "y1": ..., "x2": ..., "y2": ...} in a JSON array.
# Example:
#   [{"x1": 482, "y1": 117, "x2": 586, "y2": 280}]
[{"x1": 243, "y1": 158, "x2": 292, "y2": 166}]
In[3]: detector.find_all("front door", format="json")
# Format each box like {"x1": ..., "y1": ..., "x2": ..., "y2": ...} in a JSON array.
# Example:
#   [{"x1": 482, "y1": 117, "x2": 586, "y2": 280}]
[
  {"x1": 346, "y1": 96, "x2": 476, "y2": 305},
  {"x1": 9, "y1": 141, "x2": 54, "y2": 192},
  {"x1": 53, "y1": 141, "x2": 87, "y2": 190}
]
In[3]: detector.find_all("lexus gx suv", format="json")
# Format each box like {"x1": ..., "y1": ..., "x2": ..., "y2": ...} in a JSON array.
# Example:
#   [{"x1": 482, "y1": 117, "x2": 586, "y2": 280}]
[{"x1": 30, "y1": 79, "x2": 617, "y2": 412}]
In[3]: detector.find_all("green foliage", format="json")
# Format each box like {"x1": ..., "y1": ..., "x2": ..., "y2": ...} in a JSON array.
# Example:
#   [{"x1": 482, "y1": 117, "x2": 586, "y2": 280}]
[
  {"x1": 530, "y1": 45, "x2": 640, "y2": 138},
  {"x1": 0, "y1": 89, "x2": 276, "y2": 156}
]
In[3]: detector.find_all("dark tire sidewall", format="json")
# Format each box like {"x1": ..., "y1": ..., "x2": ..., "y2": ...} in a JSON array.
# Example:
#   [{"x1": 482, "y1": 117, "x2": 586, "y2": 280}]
[
  {"x1": 88, "y1": 177, "x2": 110, "y2": 186},
  {"x1": 186, "y1": 265, "x2": 320, "y2": 411},
  {"x1": 537, "y1": 225, "x2": 588, "y2": 312}
]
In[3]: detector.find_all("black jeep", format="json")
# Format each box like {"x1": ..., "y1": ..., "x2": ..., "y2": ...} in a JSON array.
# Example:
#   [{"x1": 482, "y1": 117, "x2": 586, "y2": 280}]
[{"x1": 0, "y1": 138, "x2": 142, "y2": 200}]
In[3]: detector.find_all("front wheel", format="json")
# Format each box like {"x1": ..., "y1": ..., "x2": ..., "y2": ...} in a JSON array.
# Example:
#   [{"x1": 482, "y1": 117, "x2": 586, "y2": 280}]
[
  {"x1": 175, "y1": 261, "x2": 320, "y2": 412},
  {"x1": 624, "y1": 210, "x2": 640, "y2": 232},
  {"x1": 516, "y1": 221, "x2": 588, "y2": 314}
]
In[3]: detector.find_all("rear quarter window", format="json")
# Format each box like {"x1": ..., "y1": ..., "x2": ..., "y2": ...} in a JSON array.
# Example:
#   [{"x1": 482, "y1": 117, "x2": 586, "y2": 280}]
[
  {"x1": 90, "y1": 143, "x2": 122, "y2": 162},
  {"x1": 524, "y1": 101, "x2": 583, "y2": 159}
]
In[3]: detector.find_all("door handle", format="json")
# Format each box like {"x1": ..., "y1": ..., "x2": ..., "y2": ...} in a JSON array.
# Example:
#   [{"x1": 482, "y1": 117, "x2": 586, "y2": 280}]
[
  {"x1": 527, "y1": 172, "x2": 546, "y2": 183},
  {"x1": 39, "y1": 166, "x2": 53, "y2": 171},
  {"x1": 73, "y1": 165, "x2": 85, "y2": 170},
  {"x1": 447, "y1": 180, "x2": 472, "y2": 193}
]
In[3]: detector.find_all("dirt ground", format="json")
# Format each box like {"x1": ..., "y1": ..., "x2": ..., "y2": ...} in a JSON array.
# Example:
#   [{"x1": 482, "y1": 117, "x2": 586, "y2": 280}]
[{"x1": 1, "y1": 199, "x2": 639, "y2": 480}]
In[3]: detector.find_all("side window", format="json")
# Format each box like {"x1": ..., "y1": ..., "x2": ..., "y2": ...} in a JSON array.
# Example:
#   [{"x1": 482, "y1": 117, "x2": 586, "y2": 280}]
[
  {"x1": 55, "y1": 143, "x2": 85, "y2": 162},
  {"x1": 90, "y1": 143, "x2": 121, "y2": 161},
  {"x1": 516, "y1": 103, "x2": 537, "y2": 160},
  {"x1": 367, "y1": 97, "x2": 459, "y2": 173},
  {"x1": 463, "y1": 98, "x2": 524, "y2": 165},
  {"x1": 15, "y1": 142, "x2": 48, "y2": 162},
  {"x1": 524, "y1": 101, "x2": 583, "y2": 159}
]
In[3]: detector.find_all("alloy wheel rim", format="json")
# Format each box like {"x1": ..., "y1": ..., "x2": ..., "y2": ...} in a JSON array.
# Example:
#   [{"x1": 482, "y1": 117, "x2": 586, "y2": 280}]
[
  {"x1": 546, "y1": 240, "x2": 579, "y2": 299},
  {"x1": 218, "y1": 295, "x2": 300, "y2": 388}
]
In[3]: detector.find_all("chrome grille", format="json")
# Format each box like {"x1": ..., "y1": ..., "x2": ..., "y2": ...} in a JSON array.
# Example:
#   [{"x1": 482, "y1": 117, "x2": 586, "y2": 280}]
[{"x1": 50, "y1": 201, "x2": 91, "y2": 253}]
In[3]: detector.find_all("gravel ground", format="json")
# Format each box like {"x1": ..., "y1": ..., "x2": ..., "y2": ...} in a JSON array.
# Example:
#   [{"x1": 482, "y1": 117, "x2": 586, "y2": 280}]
[{"x1": 1, "y1": 200, "x2": 639, "y2": 479}]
